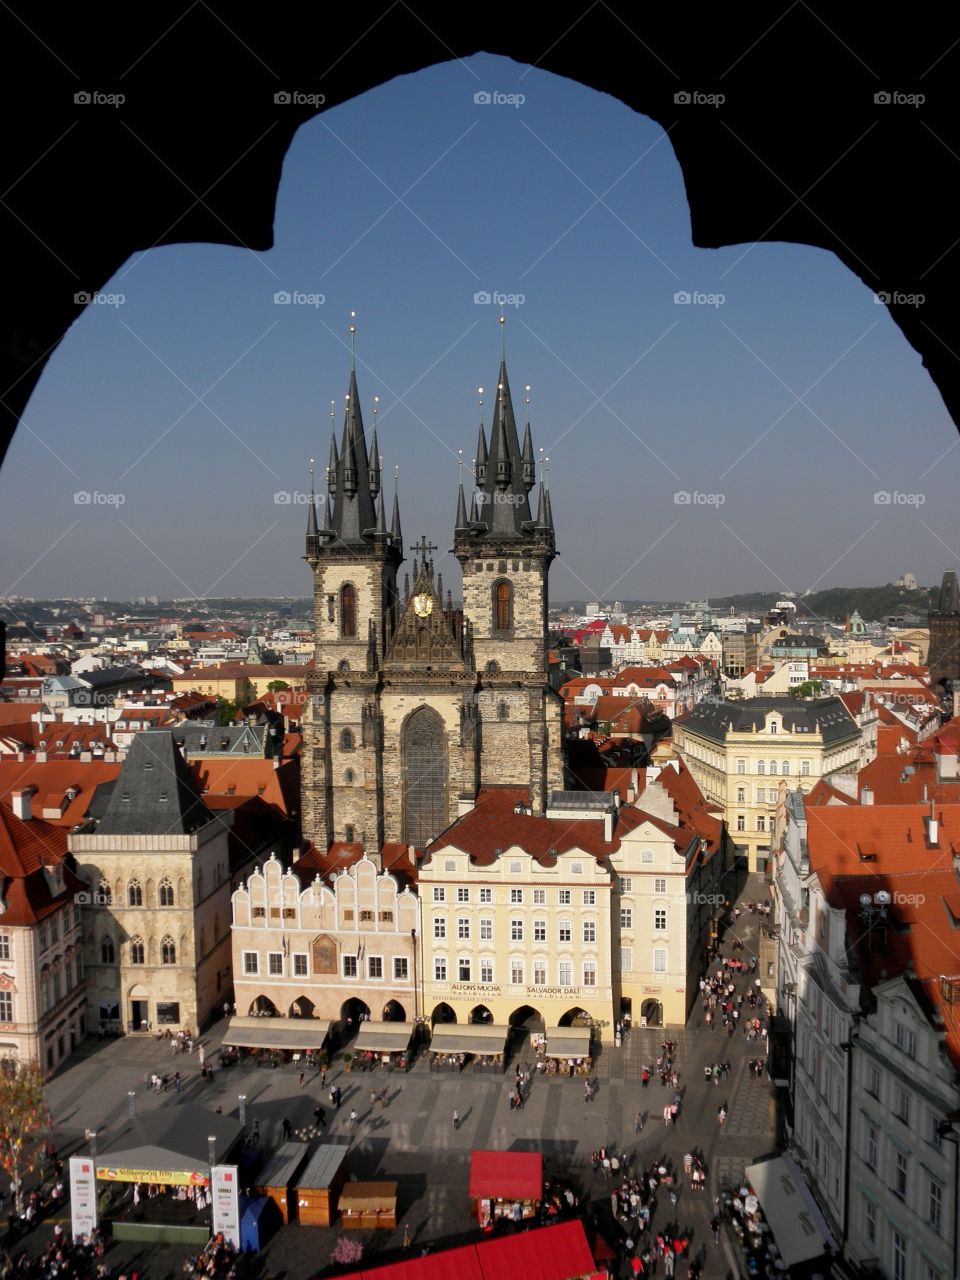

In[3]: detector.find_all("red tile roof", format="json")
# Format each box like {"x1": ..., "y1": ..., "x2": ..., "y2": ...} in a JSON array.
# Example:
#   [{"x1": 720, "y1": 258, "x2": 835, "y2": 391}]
[
  {"x1": 0, "y1": 759, "x2": 120, "y2": 825},
  {"x1": 0, "y1": 801, "x2": 86, "y2": 926}
]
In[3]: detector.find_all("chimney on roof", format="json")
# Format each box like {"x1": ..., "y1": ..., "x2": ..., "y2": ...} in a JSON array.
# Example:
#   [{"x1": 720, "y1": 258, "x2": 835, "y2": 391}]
[
  {"x1": 859, "y1": 786, "x2": 874, "y2": 806},
  {"x1": 927, "y1": 799, "x2": 939, "y2": 847},
  {"x1": 12, "y1": 786, "x2": 36, "y2": 821},
  {"x1": 604, "y1": 808, "x2": 614, "y2": 842},
  {"x1": 937, "y1": 741, "x2": 959, "y2": 780}
]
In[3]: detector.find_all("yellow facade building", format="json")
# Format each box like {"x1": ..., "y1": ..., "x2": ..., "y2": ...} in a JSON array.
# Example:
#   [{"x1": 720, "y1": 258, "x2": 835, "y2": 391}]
[{"x1": 672, "y1": 696, "x2": 860, "y2": 874}]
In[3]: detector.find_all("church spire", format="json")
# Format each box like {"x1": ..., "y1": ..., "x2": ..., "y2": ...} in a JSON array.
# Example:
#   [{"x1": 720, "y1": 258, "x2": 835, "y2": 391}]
[
  {"x1": 305, "y1": 458, "x2": 319, "y2": 559},
  {"x1": 390, "y1": 465, "x2": 402, "y2": 550},
  {"x1": 475, "y1": 388, "x2": 488, "y2": 486},
  {"x1": 521, "y1": 384, "x2": 535, "y2": 492},
  {"x1": 328, "y1": 314, "x2": 379, "y2": 545},
  {"x1": 369, "y1": 397, "x2": 381, "y2": 499}
]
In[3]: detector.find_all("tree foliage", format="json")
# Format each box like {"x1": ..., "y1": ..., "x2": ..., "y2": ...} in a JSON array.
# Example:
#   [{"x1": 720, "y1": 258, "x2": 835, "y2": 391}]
[
  {"x1": 0, "y1": 1062, "x2": 49, "y2": 1213},
  {"x1": 266, "y1": 680, "x2": 290, "y2": 692}
]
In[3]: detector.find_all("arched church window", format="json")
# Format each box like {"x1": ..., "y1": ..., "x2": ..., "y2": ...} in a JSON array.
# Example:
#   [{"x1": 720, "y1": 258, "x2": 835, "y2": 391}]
[
  {"x1": 127, "y1": 878, "x2": 143, "y2": 907},
  {"x1": 340, "y1": 727, "x2": 355, "y2": 752},
  {"x1": 498, "y1": 701, "x2": 509, "y2": 721},
  {"x1": 158, "y1": 877, "x2": 174, "y2": 907},
  {"x1": 129, "y1": 937, "x2": 144, "y2": 965},
  {"x1": 485, "y1": 660, "x2": 500, "y2": 676},
  {"x1": 340, "y1": 583, "x2": 357, "y2": 637},
  {"x1": 161, "y1": 936, "x2": 176, "y2": 965},
  {"x1": 344, "y1": 768, "x2": 355, "y2": 784},
  {"x1": 494, "y1": 580, "x2": 512, "y2": 632},
  {"x1": 338, "y1": 660, "x2": 350, "y2": 676},
  {"x1": 100, "y1": 937, "x2": 114, "y2": 964},
  {"x1": 402, "y1": 707, "x2": 446, "y2": 849}
]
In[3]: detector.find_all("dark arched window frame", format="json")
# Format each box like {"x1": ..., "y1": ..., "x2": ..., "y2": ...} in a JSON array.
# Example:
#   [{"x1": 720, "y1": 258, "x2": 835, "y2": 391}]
[
  {"x1": 340, "y1": 583, "x2": 358, "y2": 638},
  {"x1": 340, "y1": 727, "x2": 355, "y2": 752},
  {"x1": 493, "y1": 579, "x2": 513, "y2": 633}
]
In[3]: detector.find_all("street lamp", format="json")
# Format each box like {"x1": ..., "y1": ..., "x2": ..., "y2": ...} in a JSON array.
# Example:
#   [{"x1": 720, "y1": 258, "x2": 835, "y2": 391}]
[
  {"x1": 127, "y1": 1090, "x2": 136, "y2": 1118},
  {"x1": 208, "y1": 1135, "x2": 217, "y2": 1168},
  {"x1": 84, "y1": 1128, "x2": 97, "y2": 1159},
  {"x1": 238, "y1": 1095, "x2": 246, "y2": 1125}
]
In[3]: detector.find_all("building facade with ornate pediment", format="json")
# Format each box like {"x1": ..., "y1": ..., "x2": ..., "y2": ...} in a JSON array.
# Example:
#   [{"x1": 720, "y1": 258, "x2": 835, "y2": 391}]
[
  {"x1": 300, "y1": 327, "x2": 565, "y2": 855},
  {"x1": 230, "y1": 852, "x2": 419, "y2": 1024}
]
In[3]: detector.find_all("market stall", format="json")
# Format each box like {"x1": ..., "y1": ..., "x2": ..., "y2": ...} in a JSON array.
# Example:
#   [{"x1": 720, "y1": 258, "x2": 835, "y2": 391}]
[
  {"x1": 294, "y1": 1141, "x2": 350, "y2": 1226},
  {"x1": 255, "y1": 1143, "x2": 312, "y2": 1225},
  {"x1": 350, "y1": 1022, "x2": 415, "y2": 1071},
  {"x1": 94, "y1": 1106, "x2": 243, "y2": 1245},
  {"x1": 742, "y1": 1155, "x2": 836, "y2": 1273},
  {"x1": 537, "y1": 1026, "x2": 593, "y2": 1076},
  {"x1": 428, "y1": 1022, "x2": 509, "y2": 1074},
  {"x1": 219, "y1": 1016, "x2": 331, "y2": 1067},
  {"x1": 468, "y1": 1150, "x2": 543, "y2": 1227},
  {"x1": 338, "y1": 1181, "x2": 398, "y2": 1230}
]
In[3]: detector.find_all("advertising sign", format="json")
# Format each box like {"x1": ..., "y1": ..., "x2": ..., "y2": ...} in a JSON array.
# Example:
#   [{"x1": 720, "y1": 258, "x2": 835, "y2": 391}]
[
  {"x1": 69, "y1": 1155, "x2": 98, "y2": 1239},
  {"x1": 211, "y1": 1164, "x2": 240, "y2": 1247}
]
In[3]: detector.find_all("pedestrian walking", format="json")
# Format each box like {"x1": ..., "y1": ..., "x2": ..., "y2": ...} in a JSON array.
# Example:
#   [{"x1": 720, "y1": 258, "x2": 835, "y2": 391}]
[
  {"x1": 453, "y1": 1109, "x2": 460, "y2": 1130},
  {"x1": 320, "y1": 1069, "x2": 327, "y2": 1089},
  {"x1": 299, "y1": 1070, "x2": 305, "y2": 1087},
  {"x1": 403, "y1": 1223, "x2": 411, "y2": 1251},
  {"x1": 635, "y1": 1111, "x2": 644, "y2": 1134},
  {"x1": 313, "y1": 1105, "x2": 326, "y2": 1128},
  {"x1": 349, "y1": 1108, "x2": 359, "y2": 1126},
  {"x1": 379, "y1": 1087, "x2": 387, "y2": 1108},
  {"x1": 174, "y1": 1071, "x2": 181, "y2": 1093},
  {"x1": 663, "y1": 1104, "x2": 672, "y2": 1126},
  {"x1": 711, "y1": 1215, "x2": 721, "y2": 1243},
  {"x1": 718, "y1": 1104, "x2": 727, "y2": 1126},
  {"x1": 282, "y1": 1117, "x2": 292, "y2": 1140},
  {"x1": 370, "y1": 1089, "x2": 378, "y2": 1108},
  {"x1": 197, "y1": 1045, "x2": 204, "y2": 1068}
]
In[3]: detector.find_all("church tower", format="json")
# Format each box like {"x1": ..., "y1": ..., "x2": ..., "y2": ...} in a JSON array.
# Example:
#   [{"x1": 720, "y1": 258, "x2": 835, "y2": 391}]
[
  {"x1": 452, "y1": 315, "x2": 564, "y2": 813},
  {"x1": 302, "y1": 320, "x2": 403, "y2": 849},
  {"x1": 928, "y1": 568, "x2": 960, "y2": 690}
]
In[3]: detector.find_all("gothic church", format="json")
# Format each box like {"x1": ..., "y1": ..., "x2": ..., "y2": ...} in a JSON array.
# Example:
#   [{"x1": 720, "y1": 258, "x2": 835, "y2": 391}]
[{"x1": 301, "y1": 330, "x2": 565, "y2": 852}]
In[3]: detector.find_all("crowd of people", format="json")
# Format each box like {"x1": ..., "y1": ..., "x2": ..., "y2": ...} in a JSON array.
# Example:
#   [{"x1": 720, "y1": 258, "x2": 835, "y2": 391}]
[{"x1": 0, "y1": 1226, "x2": 108, "y2": 1280}]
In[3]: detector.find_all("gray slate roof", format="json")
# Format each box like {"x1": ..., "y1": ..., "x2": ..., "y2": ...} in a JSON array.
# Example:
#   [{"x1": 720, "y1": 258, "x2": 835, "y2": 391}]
[
  {"x1": 680, "y1": 696, "x2": 858, "y2": 745},
  {"x1": 97, "y1": 731, "x2": 216, "y2": 835},
  {"x1": 100, "y1": 1104, "x2": 242, "y2": 1171},
  {"x1": 173, "y1": 721, "x2": 267, "y2": 756}
]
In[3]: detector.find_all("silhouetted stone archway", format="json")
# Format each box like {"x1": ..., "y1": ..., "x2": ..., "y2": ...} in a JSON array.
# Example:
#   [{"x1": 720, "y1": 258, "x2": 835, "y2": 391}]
[
  {"x1": 5, "y1": 9, "x2": 960, "y2": 495},
  {"x1": 509, "y1": 1005, "x2": 545, "y2": 1031},
  {"x1": 382, "y1": 1000, "x2": 406, "y2": 1022},
  {"x1": 469, "y1": 1004, "x2": 493, "y2": 1024}
]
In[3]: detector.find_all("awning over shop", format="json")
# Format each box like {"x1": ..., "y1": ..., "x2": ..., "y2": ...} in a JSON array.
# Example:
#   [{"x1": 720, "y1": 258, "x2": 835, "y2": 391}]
[
  {"x1": 353, "y1": 1022, "x2": 415, "y2": 1053},
  {"x1": 222, "y1": 1016, "x2": 331, "y2": 1050},
  {"x1": 339, "y1": 1182, "x2": 398, "y2": 1214},
  {"x1": 543, "y1": 1026, "x2": 591, "y2": 1057},
  {"x1": 468, "y1": 1150, "x2": 542, "y2": 1202},
  {"x1": 745, "y1": 1155, "x2": 837, "y2": 1268},
  {"x1": 429, "y1": 1023, "x2": 509, "y2": 1055}
]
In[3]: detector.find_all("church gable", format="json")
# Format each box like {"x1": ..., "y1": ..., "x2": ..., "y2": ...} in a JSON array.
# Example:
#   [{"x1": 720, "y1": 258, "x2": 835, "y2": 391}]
[{"x1": 384, "y1": 538, "x2": 466, "y2": 671}]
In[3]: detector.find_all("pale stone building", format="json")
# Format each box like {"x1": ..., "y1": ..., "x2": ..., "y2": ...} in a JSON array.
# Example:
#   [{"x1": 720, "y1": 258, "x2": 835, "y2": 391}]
[
  {"x1": 300, "y1": 335, "x2": 564, "y2": 854},
  {"x1": 230, "y1": 852, "x2": 419, "y2": 1025},
  {"x1": 70, "y1": 732, "x2": 235, "y2": 1033},
  {"x1": 672, "y1": 696, "x2": 860, "y2": 873},
  {"x1": 0, "y1": 791, "x2": 87, "y2": 1072}
]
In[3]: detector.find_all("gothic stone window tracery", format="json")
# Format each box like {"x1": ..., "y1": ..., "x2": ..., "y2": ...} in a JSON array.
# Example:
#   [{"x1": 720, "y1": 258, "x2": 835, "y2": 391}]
[{"x1": 402, "y1": 707, "x2": 446, "y2": 849}]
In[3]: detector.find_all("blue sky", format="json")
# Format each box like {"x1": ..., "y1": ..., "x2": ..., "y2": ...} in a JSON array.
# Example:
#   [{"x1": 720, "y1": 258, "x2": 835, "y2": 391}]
[{"x1": 1, "y1": 52, "x2": 957, "y2": 604}]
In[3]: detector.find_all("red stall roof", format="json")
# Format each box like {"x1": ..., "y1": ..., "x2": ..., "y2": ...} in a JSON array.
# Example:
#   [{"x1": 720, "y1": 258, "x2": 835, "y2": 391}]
[
  {"x1": 336, "y1": 1221, "x2": 595, "y2": 1280},
  {"x1": 479, "y1": 1220, "x2": 596, "y2": 1280},
  {"x1": 356, "y1": 1244, "x2": 484, "y2": 1280},
  {"x1": 468, "y1": 1150, "x2": 543, "y2": 1202}
]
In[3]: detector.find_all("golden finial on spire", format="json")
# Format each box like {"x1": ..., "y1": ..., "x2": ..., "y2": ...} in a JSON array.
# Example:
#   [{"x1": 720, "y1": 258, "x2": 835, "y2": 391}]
[
  {"x1": 373, "y1": 394, "x2": 379, "y2": 425},
  {"x1": 539, "y1": 446, "x2": 545, "y2": 482},
  {"x1": 348, "y1": 310, "x2": 357, "y2": 370},
  {"x1": 457, "y1": 448, "x2": 463, "y2": 479},
  {"x1": 478, "y1": 387, "x2": 484, "y2": 425},
  {"x1": 499, "y1": 305, "x2": 505, "y2": 363}
]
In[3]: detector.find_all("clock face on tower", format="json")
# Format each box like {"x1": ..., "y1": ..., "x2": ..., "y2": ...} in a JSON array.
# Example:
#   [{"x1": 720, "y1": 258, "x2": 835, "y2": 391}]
[{"x1": 413, "y1": 593, "x2": 433, "y2": 618}]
